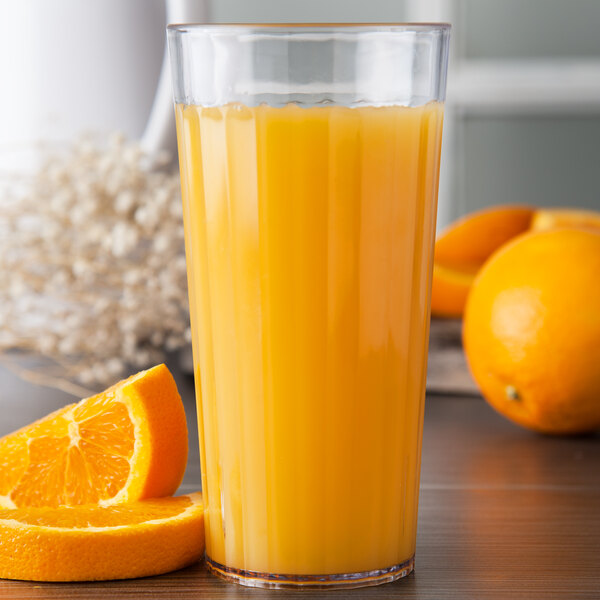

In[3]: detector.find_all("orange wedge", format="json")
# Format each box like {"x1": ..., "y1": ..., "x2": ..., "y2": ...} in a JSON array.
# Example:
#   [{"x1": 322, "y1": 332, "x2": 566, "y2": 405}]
[
  {"x1": 0, "y1": 364, "x2": 188, "y2": 508},
  {"x1": 431, "y1": 205, "x2": 535, "y2": 317},
  {"x1": 0, "y1": 493, "x2": 204, "y2": 581}
]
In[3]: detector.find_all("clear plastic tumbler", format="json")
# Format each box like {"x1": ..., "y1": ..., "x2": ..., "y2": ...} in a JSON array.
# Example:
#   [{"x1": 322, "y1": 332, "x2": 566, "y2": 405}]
[{"x1": 168, "y1": 23, "x2": 450, "y2": 589}]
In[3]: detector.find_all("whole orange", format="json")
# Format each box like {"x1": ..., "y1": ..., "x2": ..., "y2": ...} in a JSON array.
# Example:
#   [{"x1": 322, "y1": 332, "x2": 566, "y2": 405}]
[{"x1": 463, "y1": 228, "x2": 600, "y2": 434}]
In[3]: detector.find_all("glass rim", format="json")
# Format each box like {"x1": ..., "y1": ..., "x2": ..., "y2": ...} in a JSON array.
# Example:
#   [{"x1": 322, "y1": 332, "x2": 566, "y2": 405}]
[{"x1": 167, "y1": 22, "x2": 451, "y2": 35}]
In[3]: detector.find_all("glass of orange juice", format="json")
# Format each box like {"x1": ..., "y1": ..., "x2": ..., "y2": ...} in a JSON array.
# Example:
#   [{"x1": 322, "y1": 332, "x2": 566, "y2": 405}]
[{"x1": 168, "y1": 24, "x2": 450, "y2": 589}]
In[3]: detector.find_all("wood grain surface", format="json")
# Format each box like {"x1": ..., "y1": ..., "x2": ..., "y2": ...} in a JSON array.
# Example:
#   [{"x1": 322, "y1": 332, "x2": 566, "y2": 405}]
[{"x1": 0, "y1": 334, "x2": 599, "y2": 599}]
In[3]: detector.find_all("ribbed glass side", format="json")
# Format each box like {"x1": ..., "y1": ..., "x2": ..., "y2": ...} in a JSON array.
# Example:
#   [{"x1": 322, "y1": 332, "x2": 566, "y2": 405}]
[
  {"x1": 167, "y1": 25, "x2": 450, "y2": 108},
  {"x1": 175, "y1": 100, "x2": 444, "y2": 583}
]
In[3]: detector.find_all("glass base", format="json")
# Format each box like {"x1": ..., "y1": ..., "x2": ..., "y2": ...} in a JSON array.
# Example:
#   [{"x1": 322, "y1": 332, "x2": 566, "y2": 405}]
[{"x1": 206, "y1": 555, "x2": 414, "y2": 590}]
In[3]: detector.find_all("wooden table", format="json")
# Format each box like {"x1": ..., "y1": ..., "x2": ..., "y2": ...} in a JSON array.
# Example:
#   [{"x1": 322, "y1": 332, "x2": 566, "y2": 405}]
[{"x1": 1, "y1": 323, "x2": 599, "y2": 599}]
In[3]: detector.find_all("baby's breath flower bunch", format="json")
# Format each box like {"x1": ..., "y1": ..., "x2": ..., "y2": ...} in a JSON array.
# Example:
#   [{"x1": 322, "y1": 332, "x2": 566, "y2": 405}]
[{"x1": 0, "y1": 134, "x2": 190, "y2": 387}]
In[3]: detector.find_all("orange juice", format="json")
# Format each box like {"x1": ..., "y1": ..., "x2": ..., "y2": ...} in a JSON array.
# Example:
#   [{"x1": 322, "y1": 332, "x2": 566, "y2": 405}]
[{"x1": 175, "y1": 101, "x2": 444, "y2": 578}]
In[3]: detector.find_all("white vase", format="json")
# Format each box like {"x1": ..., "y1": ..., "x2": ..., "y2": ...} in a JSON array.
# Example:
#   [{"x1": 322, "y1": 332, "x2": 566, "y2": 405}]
[{"x1": 0, "y1": 0, "x2": 208, "y2": 172}]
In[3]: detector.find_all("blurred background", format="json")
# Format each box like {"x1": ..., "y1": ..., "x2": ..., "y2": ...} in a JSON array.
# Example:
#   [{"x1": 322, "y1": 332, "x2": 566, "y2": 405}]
[
  {"x1": 1, "y1": 0, "x2": 599, "y2": 388},
  {"x1": 2, "y1": 0, "x2": 599, "y2": 227},
  {"x1": 213, "y1": 0, "x2": 600, "y2": 226}
]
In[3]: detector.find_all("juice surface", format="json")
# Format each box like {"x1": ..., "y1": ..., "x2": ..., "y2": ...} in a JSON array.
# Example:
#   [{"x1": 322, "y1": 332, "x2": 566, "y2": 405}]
[{"x1": 176, "y1": 101, "x2": 444, "y2": 576}]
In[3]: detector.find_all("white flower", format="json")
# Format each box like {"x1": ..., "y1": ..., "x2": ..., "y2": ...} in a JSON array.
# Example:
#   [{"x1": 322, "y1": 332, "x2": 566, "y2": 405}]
[
  {"x1": 114, "y1": 191, "x2": 136, "y2": 215},
  {"x1": 0, "y1": 133, "x2": 190, "y2": 386},
  {"x1": 110, "y1": 222, "x2": 139, "y2": 257}
]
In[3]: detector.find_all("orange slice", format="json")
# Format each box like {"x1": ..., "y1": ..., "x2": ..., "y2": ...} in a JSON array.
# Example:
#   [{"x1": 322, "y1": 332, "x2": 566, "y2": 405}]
[
  {"x1": 431, "y1": 205, "x2": 535, "y2": 317},
  {"x1": 0, "y1": 364, "x2": 188, "y2": 508},
  {"x1": 431, "y1": 263, "x2": 478, "y2": 318},
  {"x1": 0, "y1": 492, "x2": 204, "y2": 581}
]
